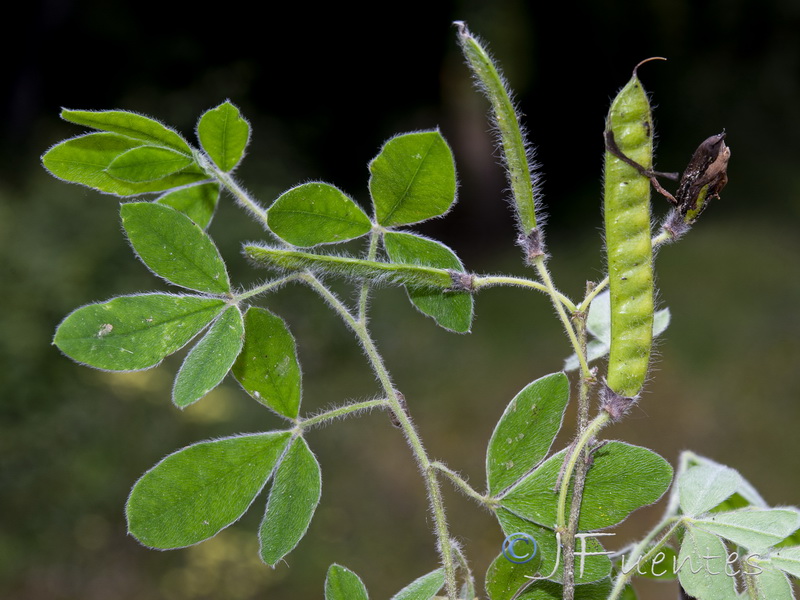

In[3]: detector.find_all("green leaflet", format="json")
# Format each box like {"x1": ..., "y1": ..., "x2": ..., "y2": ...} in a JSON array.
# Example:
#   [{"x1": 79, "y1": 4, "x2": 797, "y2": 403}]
[
  {"x1": 770, "y1": 546, "x2": 800, "y2": 578},
  {"x1": 61, "y1": 109, "x2": 192, "y2": 153},
  {"x1": 485, "y1": 551, "x2": 537, "y2": 600},
  {"x1": 126, "y1": 432, "x2": 291, "y2": 549},
  {"x1": 197, "y1": 101, "x2": 251, "y2": 172},
  {"x1": 494, "y1": 509, "x2": 611, "y2": 585},
  {"x1": 325, "y1": 564, "x2": 369, "y2": 600},
  {"x1": 245, "y1": 245, "x2": 455, "y2": 289},
  {"x1": 677, "y1": 528, "x2": 738, "y2": 600},
  {"x1": 369, "y1": 131, "x2": 457, "y2": 227},
  {"x1": 740, "y1": 563, "x2": 795, "y2": 600},
  {"x1": 678, "y1": 463, "x2": 742, "y2": 516},
  {"x1": 618, "y1": 585, "x2": 638, "y2": 600},
  {"x1": 500, "y1": 442, "x2": 672, "y2": 531},
  {"x1": 267, "y1": 182, "x2": 372, "y2": 246},
  {"x1": 485, "y1": 567, "x2": 611, "y2": 600},
  {"x1": 603, "y1": 70, "x2": 656, "y2": 398},
  {"x1": 669, "y1": 452, "x2": 768, "y2": 515},
  {"x1": 172, "y1": 305, "x2": 245, "y2": 408},
  {"x1": 390, "y1": 568, "x2": 445, "y2": 600},
  {"x1": 691, "y1": 508, "x2": 800, "y2": 551},
  {"x1": 53, "y1": 294, "x2": 226, "y2": 371},
  {"x1": 776, "y1": 528, "x2": 800, "y2": 548},
  {"x1": 486, "y1": 373, "x2": 569, "y2": 496},
  {"x1": 383, "y1": 232, "x2": 473, "y2": 333},
  {"x1": 259, "y1": 437, "x2": 321, "y2": 566},
  {"x1": 42, "y1": 132, "x2": 205, "y2": 196},
  {"x1": 121, "y1": 202, "x2": 230, "y2": 293},
  {"x1": 106, "y1": 146, "x2": 194, "y2": 182},
  {"x1": 156, "y1": 182, "x2": 220, "y2": 229},
  {"x1": 232, "y1": 306, "x2": 302, "y2": 418},
  {"x1": 636, "y1": 546, "x2": 678, "y2": 580}
]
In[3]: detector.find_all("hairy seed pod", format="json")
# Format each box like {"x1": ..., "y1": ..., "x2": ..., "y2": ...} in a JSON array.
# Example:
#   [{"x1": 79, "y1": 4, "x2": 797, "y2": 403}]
[
  {"x1": 455, "y1": 21, "x2": 539, "y2": 240},
  {"x1": 603, "y1": 66, "x2": 656, "y2": 398}
]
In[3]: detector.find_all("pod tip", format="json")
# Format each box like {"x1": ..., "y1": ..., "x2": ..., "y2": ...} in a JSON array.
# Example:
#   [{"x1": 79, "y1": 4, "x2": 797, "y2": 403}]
[{"x1": 633, "y1": 56, "x2": 667, "y2": 77}]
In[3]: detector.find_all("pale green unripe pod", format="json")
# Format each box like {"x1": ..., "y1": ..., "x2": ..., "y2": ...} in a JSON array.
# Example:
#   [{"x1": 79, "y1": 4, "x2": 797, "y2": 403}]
[
  {"x1": 455, "y1": 22, "x2": 539, "y2": 240},
  {"x1": 603, "y1": 69, "x2": 656, "y2": 398}
]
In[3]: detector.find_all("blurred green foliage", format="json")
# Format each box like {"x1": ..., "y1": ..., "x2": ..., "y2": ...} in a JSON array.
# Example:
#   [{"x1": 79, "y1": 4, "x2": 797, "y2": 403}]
[{"x1": 3, "y1": 1, "x2": 800, "y2": 599}]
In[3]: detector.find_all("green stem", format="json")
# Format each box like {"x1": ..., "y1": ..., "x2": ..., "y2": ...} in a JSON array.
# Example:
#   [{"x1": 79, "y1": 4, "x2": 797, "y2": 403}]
[
  {"x1": 555, "y1": 412, "x2": 611, "y2": 529},
  {"x1": 662, "y1": 451, "x2": 695, "y2": 519},
  {"x1": 358, "y1": 229, "x2": 381, "y2": 322},
  {"x1": 299, "y1": 399, "x2": 391, "y2": 430},
  {"x1": 607, "y1": 517, "x2": 682, "y2": 600},
  {"x1": 198, "y1": 153, "x2": 270, "y2": 226},
  {"x1": 451, "y1": 541, "x2": 476, "y2": 600},
  {"x1": 234, "y1": 274, "x2": 302, "y2": 302},
  {"x1": 653, "y1": 228, "x2": 674, "y2": 247},
  {"x1": 578, "y1": 280, "x2": 609, "y2": 314},
  {"x1": 742, "y1": 559, "x2": 762, "y2": 600},
  {"x1": 532, "y1": 256, "x2": 590, "y2": 376},
  {"x1": 562, "y1": 471, "x2": 586, "y2": 600},
  {"x1": 213, "y1": 166, "x2": 457, "y2": 597},
  {"x1": 246, "y1": 246, "x2": 454, "y2": 289},
  {"x1": 245, "y1": 247, "x2": 584, "y2": 315},
  {"x1": 573, "y1": 307, "x2": 591, "y2": 430},
  {"x1": 432, "y1": 461, "x2": 493, "y2": 507},
  {"x1": 472, "y1": 275, "x2": 577, "y2": 312},
  {"x1": 503, "y1": 253, "x2": 592, "y2": 600},
  {"x1": 561, "y1": 312, "x2": 594, "y2": 600},
  {"x1": 300, "y1": 273, "x2": 458, "y2": 599}
]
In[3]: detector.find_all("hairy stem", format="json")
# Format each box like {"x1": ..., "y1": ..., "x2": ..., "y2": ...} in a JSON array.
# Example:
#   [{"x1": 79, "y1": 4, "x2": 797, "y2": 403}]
[
  {"x1": 607, "y1": 518, "x2": 682, "y2": 600},
  {"x1": 561, "y1": 468, "x2": 587, "y2": 600},
  {"x1": 574, "y1": 305, "x2": 591, "y2": 430},
  {"x1": 578, "y1": 279, "x2": 609, "y2": 314},
  {"x1": 358, "y1": 229, "x2": 381, "y2": 322},
  {"x1": 301, "y1": 273, "x2": 458, "y2": 598},
  {"x1": 520, "y1": 253, "x2": 594, "y2": 600},
  {"x1": 432, "y1": 461, "x2": 493, "y2": 507},
  {"x1": 234, "y1": 273, "x2": 303, "y2": 301},
  {"x1": 214, "y1": 167, "x2": 458, "y2": 597},
  {"x1": 199, "y1": 153, "x2": 271, "y2": 226},
  {"x1": 561, "y1": 309, "x2": 594, "y2": 600},
  {"x1": 533, "y1": 256, "x2": 590, "y2": 375},
  {"x1": 742, "y1": 561, "x2": 761, "y2": 600},
  {"x1": 472, "y1": 275, "x2": 577, "y2": 312},
  {"x1": 451, "y1": 541, "x2": 476, "y2": 600},
  {"x1": 556, "y1": 412, "x2": 611, "y2": 529},
  {"x1": 299, "y1": 398, "x2": 391, "y2": 430}
]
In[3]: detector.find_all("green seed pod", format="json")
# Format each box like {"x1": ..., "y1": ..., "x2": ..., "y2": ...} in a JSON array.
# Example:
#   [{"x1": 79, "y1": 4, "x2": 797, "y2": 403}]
[
  {"x1": 603, "y1": 66, "x2": 656, "y2": 398},
  {"x1": 455, "y1": 22, "x2": 539, "y2": 244}
]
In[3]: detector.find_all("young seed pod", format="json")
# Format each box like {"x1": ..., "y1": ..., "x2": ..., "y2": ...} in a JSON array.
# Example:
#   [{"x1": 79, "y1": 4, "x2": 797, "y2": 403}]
[
  {"x1": 455, "y1": 22, "x2": 540, "y2": 243},
  {"x1": 603, "y1": 66, "x2": 657, "y2": 398}
]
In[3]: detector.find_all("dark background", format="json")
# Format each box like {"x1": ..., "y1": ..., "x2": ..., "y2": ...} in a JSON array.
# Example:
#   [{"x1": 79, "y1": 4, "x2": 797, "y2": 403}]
[{"x1": 3, "y1": 1, "x2": 800, "y2": 599}]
